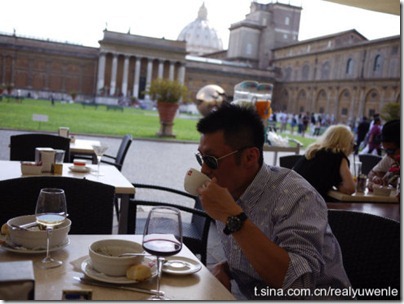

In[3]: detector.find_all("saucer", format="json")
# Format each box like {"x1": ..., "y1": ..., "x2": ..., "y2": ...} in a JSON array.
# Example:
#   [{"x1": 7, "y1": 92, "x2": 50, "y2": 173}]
[
  {"x1": 162, "y1": 256, "x2": 202, "y2": 275},
  {"x1": 81, "y1": 258, "x2": 157, "y2": 284},
  {"x1": 69, "y1": 166, "x2": 91, "y2": 173},
  {"x1": 1, "y1": 237, "x2": 70, "y2": 254}
]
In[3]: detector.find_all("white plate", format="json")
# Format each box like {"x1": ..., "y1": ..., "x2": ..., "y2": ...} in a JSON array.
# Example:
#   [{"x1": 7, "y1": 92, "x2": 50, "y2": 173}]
[
  {"x1": 1, "y1": 237, "x2": 70, "y2": 254},
  {"x1": 81, "y1": 258, "x2": 157, "y2": 285},
  {"x1": 162, "y1": 256, "x2": 202, "y2": 275},
  {"x1": 69, "y1": 166, "x2": 91, "y2": 173}
]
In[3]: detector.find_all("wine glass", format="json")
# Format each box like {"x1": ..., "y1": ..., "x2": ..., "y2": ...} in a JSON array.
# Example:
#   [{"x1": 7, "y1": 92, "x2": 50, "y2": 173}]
[
  {"x1": 35, "y1": 188, "x2": 67, "y2": 269},
  {"x1": 92, "y1": 144, "x2": 108, "y2": 176},
  {"x1": 142, "y1": 206, "x2": 183, "y2": 300}
]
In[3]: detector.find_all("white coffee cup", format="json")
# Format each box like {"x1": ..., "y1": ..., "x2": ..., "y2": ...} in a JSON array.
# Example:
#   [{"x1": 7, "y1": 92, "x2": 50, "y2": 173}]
[{"x1": 184, "y1": 168, "x2": 211, "y2": 196}]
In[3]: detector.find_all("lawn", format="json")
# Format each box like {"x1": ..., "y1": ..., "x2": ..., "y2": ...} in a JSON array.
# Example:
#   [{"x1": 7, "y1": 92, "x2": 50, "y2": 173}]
[{"x1": 0, "y1": 98, "x2": 315, "y2": 148}]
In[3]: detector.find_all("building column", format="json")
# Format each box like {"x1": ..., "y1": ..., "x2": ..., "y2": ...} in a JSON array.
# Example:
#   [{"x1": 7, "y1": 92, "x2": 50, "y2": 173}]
[
  {"x1": 177, "y1": 64, "x2": 185, "y2": 84},
  {"x1": 110, "y1": 53, "x2": 118, "y2": 96},
  {"x1": 132, "y1": 57, "x2": 141, "y2": 98},
  {"x1": 145, "y1": 58, "x2": 153, "y2": 97},
  {"x1": 357, "y1": 87, "x2": 366, "y2": 118},
  {"x1": 121, "y1": 55, "x2": 130, "y2": 97},
  {"x1": 379, "y1": 86, "x2": 388, "y2": 113},
  {"x1": 158, "y1": 60, "x2": 164, "y2": 79},
  {"x1": 96, "y1": 52, "x2": 106, "y2": 93},
  {"x1": 168, "y1": 62, "x2": 175, "y2": 81}
]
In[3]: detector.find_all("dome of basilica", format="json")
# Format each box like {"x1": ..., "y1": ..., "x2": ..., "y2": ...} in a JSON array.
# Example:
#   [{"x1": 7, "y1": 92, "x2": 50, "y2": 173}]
[{"x1": 177, "y1": 3, "x2": 223, "y2": 56}]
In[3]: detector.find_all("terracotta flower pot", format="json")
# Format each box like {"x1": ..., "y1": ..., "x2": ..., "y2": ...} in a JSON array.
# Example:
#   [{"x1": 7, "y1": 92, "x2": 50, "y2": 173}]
[{"x1": 156, "y1": 102, "x2": 179, "y2": 137}]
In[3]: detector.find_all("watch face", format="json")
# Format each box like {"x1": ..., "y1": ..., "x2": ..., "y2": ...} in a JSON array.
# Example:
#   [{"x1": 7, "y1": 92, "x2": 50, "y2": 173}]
[{"x1": 227, "y1": 216, "x2": 242, "y2": 232}]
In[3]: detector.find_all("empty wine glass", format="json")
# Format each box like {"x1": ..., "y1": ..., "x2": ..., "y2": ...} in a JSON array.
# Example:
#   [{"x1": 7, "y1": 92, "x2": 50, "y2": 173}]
[
  {"x1": 35, "y1": 188, "x2": 67, "y2": 269},
  {"x1": 142, "y1": 206, "x2": 183, "y2": 300},
  {"x1": 92, "y1": 144, "x2": 108, "y2": 176}
]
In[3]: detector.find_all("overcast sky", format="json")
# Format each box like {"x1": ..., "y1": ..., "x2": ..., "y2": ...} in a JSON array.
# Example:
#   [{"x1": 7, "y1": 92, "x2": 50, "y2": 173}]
[{"x1": 0, "y1": 0, "x2": 400, "y2": 48}]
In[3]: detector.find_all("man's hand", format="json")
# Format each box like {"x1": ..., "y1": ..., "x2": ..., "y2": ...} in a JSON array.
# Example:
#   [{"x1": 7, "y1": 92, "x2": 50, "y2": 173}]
[{"x1": 197, "y1": 177, "x2": 243, "y2": 223}]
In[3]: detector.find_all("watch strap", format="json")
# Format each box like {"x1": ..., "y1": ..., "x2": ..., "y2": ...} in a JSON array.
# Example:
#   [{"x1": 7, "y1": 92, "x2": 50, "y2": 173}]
[{"x1": 223, "y1": 212, "x2": 247, "y2": 235}]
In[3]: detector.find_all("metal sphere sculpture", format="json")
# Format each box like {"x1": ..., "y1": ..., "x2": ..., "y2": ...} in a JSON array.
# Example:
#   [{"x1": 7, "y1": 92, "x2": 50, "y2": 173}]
[{"x1": 195, "y1": 84, "x2": 228, "y2": 116}]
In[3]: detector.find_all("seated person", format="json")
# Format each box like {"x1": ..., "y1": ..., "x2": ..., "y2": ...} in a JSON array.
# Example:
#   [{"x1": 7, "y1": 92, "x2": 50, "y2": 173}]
[
  {"x1": 293, "y1": 125, "x2": 356, "y2": 200},
  {"x1": 367, "y1": 119, "x2": 400, "y2": 191},
  {"x1": 195, "y1": 104, "x2": 350, "y2": 300}
]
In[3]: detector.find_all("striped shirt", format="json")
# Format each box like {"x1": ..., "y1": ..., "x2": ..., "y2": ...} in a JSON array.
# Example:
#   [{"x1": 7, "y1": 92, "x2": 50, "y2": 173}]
[{"x1": 216, "y1": 164, "x2": 351, "y2": 299}]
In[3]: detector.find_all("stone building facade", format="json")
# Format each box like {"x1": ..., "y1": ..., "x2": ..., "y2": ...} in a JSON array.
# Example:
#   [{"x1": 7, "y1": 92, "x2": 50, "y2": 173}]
[
  {"x1": 0, "y1": 1, "x2": 400, "y2": 124},
  {"x1": 0, "y1": 33, "x2": 98, "y2": 100},
  {"x1": 271, "y1": 30, "x2": 400, "y2": 124}
]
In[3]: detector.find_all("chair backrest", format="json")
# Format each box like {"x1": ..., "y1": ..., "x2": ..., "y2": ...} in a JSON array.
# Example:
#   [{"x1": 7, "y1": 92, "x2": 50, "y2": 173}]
[
  {"x1": 102, "y1": 134, "x2": 132, "y2": 171},
  {"x1": 127, "y1": 183, "x2": 212, "y2": 265},
  {"x1": 115, "y1": 134, "x2": 132, "y2": 168},
  {"x1": 358, "y1": 154, "x2": 382, "y2": 175},
  {"x1": 0, "y1": 176, "x2": 115, "y2": 234},
  {"x1": 10, "y1": 134, "x2": 71, "y2": 162},
  {"x1": 328, "y1": 209, "x2": 400, "y2": 300},
  {"x1": 279, "y1": 154, "x2": 303, "y2": 169}
]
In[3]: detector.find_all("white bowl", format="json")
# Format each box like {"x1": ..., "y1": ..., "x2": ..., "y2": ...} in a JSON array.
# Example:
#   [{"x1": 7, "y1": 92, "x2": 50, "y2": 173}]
[
  {"x1": 7, "y1": 215, "x2": 71, "y2": 249},
  {"x1": 89, "y1": 239, "x2": 144, "y2": 277},
  {"x1": 373, "y1": 185, "x2": 393, "y2": 197}
]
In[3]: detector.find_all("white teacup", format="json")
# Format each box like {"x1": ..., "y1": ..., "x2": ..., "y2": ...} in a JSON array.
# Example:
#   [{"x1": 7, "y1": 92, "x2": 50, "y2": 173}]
[{"x1": 184, "y1": 168, "x2": 211, "y2": 195}]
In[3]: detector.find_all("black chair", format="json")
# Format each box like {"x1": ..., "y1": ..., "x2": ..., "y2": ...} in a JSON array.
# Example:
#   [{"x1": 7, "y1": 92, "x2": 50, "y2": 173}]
[
  {"x1": 328, "y1": 209, "x2": 400, "y2": 300},
  {"x1": 0, "y1": 176, "x2": 115, "y2": 234},
  {"x1": 279, "y1": 154, "x2": 303, "y2": 169},
  {"x1": 101, "y1": 134, "x2": 132, "y2": 171},
  {"x1": 358, "y1": 154, "x2": 382, "y2": 175},
  {"x1": 127, "y1": 183, "x2": 212, "y2": 265},
  {"x1": 10, "y1": 133, "x2": 71, "y2": 162},
  {"x1": 72, "y1": 134, "x2": 132, "y2": 220}
]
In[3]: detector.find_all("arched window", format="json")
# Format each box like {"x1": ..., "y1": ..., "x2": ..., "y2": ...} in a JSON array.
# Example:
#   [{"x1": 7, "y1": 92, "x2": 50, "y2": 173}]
[
  {"x1": 346, "y1": 58, "x2": 353, "y2": 75},
  {"x1": 373, "y1": 55, "x2": 382, "y2": 72},
  {"x1": 284, "y1": 67, "x2": 292, "y2": 81},
  {"x1": 302, "y1": 64, "x2": 310, "y2": 80},
  {"x1": 321, "y1": 61, "x2": 330, "y2": 79},
  {"x1": 246, "y1": 43, "x2": 252, "y2": 55}
]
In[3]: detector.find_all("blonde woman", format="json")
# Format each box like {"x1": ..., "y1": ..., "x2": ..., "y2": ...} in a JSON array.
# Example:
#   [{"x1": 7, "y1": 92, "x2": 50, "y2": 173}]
[{"x1": 293, "y1": 124, "x2": 356, "y2": 199}]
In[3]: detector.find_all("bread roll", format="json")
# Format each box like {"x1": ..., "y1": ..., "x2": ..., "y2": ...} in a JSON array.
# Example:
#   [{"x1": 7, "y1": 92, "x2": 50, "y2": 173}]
[{"x1": 126, "y1": 264, "x2": 152, "y2": 281}]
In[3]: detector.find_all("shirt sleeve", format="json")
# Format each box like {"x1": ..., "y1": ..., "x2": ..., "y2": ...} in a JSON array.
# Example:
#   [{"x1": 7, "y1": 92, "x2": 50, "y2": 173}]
[{"x1": 272, "y1": 186, "x2": 329, "y2": 289}]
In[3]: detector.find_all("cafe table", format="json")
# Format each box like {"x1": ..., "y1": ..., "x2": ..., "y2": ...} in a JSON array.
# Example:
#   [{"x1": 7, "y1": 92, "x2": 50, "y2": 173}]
[
  {"x1": 263, "y1": 140, "x2": 302, "y2": 166},
  {"x1": 0, "y1": 160, "x2": 135, "y2": 234},
  {"x1": 69, "y1": 138, "x2": 101, "y2": 163},
  {"x1": 326, "y1": 189, "x2": 400, "y2": 222},
  {"x1": 0, "y1": 234, "x2": 235, "y2": 300}
]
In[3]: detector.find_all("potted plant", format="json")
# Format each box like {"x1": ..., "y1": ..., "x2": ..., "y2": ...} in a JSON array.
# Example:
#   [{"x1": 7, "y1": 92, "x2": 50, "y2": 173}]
[{"x1": 147, "y1": 78, "x2": 188, "y2": 137}]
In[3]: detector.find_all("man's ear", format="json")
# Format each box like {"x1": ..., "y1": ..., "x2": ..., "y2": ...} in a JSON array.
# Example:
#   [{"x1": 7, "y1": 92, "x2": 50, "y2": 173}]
[{"x1": 244, "y1": 147, "x2": 260, "y2": 167}]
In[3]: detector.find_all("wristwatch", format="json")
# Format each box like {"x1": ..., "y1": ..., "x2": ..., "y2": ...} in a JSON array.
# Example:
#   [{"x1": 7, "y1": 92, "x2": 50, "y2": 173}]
[{"x1": 223, "y1": 212, "x2": 248, "y2": 235}]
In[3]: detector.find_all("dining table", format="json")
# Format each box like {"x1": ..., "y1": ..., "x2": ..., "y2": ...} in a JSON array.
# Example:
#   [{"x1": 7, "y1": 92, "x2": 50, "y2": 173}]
[
  {"x1": 263, "y1": 140, "x2": 302, "y2": 166},
  {"x1": 0, "y1": 160, "x2": 135, "y2": 234},
  {"x1": 69, "y1": 138, "x2": 101, "y2": 163},
  {"x1": 0, "y1": 234, "x2": 235, "y2": 300},
  {"x1": 326, "y1": 189, "x2": 400, "y2": 222}
]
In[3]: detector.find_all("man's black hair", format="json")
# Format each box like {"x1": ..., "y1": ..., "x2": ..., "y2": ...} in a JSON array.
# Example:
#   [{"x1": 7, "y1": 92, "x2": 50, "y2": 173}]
[
  {"x1": 197, "y1": 104, "x2": 265, "y2": 164},
  {"x1": 382, "y1": 119, "x2": 400, "y2": 146}
]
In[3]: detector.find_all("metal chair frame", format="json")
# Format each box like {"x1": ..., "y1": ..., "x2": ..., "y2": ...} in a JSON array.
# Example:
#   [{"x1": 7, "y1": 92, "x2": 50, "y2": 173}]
[{"x1": 127, "y1": 183, "x2": 212, "y2": 265}]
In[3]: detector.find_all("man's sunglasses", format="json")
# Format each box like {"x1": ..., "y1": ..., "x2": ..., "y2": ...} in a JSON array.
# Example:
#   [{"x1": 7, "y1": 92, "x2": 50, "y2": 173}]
[{"x1": 195, "y1": 150, "x2": 240, "y2": 169}]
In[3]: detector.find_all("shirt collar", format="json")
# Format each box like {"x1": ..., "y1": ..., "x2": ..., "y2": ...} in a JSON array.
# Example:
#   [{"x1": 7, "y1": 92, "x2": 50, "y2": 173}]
[{"x1": 238, "y1": 164, "x2": 273, "y2": 213}]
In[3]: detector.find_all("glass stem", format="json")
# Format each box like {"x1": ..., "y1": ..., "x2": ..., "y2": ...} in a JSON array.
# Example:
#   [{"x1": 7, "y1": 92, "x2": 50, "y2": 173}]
[
  {"x1": 156, "y1": 256, "x2": 164, "y2": 297},
  {"x1": 97, "y1": 156, "x2": 101, "y2": 175},
  {"x1": 45, "y1": 227, "x2": 53, "y2": 260}
]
